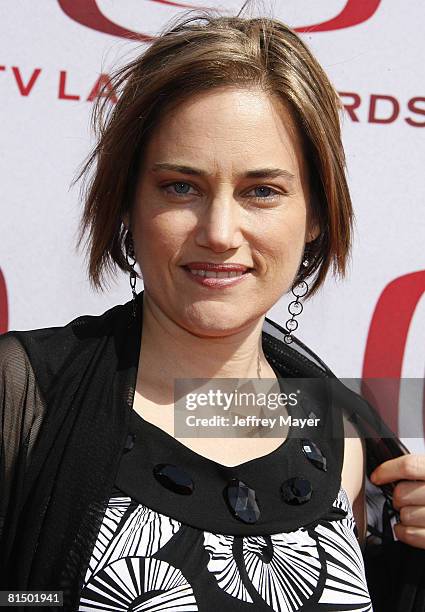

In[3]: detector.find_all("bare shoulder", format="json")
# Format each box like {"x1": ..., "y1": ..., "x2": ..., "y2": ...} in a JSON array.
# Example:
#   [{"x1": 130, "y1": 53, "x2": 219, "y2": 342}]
[
  {"x1": 341, "y1": 413, "x2": 367, "y2": 549},
  {"x1": 341, "y1": 415, "x2": 365, "y2": 503}
]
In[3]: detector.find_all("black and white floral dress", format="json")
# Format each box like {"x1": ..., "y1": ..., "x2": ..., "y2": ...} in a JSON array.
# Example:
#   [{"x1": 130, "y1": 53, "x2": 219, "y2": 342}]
[{"x1": 76, "y1": 374, "x2": 373, "y2": 611}]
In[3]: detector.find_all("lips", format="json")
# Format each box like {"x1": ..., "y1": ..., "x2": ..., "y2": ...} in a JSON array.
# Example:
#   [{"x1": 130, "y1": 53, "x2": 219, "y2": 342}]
[
  {"x1": 182, "y1": 265, "x2": 252, "y2": 287},
  {"x1": 183, "y1": 262, "x2": 252, "y2": 273}
]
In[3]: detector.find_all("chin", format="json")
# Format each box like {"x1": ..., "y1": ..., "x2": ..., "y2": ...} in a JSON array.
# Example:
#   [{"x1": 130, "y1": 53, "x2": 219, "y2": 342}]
[{"x1": 181, "y1": 302, "x2": 256, "y2": 337}]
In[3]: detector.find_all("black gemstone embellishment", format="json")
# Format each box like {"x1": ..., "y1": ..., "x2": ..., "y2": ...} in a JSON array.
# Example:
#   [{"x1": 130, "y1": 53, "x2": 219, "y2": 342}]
[
  {"x1": 281, "y1": 477, "x2": 312, "y2": 505},
  {"x1": 225, "y1": 478, "x2": 260, "y2": 524},
  {"x1": 301, "y1": 439, "x2": 327, "y2": 471},
  {"x1": 153, "y1": 463, "x2": 194, "y2": 495},
  {"x1": 124, "y1": 433, "x2": 136, "y2": 452}
]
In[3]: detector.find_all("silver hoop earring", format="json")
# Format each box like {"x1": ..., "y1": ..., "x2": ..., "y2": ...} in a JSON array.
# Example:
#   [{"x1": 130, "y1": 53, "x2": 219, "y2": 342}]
[
  {"x1": 284, "y1": 255, "x2": 310, "y2": 344},
  {"x1": 125, "y1": 232, "x2": 138, "y2": 318}
]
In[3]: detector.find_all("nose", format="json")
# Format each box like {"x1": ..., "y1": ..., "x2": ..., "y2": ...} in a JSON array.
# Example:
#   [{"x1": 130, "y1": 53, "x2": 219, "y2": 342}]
[{"x1": 194, "y1": 195, "x2": 245, "y2": 252}]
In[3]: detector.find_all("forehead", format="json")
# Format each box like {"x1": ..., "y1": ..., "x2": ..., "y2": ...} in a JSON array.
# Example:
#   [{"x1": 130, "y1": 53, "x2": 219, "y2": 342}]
[{"x1": 142, "y1": 86, "x2": 307, "y2": 181}]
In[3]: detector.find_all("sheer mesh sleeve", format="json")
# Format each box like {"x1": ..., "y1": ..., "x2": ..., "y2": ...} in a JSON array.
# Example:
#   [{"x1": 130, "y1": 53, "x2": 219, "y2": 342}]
[{"x1": 0, "y1": 332, "x2": 47, "y2": 541}]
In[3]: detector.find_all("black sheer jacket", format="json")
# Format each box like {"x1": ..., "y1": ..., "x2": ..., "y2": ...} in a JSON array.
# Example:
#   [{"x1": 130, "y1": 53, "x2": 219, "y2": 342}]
[{"x1": 0, "y1": 290, "x2": 424, "y2": 611}]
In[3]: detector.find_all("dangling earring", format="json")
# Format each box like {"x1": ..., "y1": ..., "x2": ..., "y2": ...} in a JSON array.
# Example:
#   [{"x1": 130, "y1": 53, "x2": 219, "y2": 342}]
[
  {"x1": 284, "y1": 253, "x2": 310, "y2": 344},
  {"x1": 125, "y1": 231, "x2": 138, "y2": 318}
]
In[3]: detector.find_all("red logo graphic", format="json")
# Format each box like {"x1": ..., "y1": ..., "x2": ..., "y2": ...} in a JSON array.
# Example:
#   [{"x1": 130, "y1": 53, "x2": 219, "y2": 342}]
[
  {"x1": 0, "y1": 268, "x2": 8, "y2": 334},
  {"x1": 362, "y1": 270, "x2": 425, "y2": 437},
  {"x1": 57, "y1": 0, "x2": 382, "y2": 40}
]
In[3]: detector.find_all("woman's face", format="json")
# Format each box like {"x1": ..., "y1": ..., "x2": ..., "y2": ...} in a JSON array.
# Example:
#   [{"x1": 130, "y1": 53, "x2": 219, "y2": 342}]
[{"x1": 126, "y1": 86, "x2": 319, "y2": 337}]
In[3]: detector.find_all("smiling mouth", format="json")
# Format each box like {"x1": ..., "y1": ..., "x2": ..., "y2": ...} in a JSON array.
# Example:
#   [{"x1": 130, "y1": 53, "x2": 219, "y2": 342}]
[{"x1": 183, "y1": 267, "x2": 251, "y2": 279}]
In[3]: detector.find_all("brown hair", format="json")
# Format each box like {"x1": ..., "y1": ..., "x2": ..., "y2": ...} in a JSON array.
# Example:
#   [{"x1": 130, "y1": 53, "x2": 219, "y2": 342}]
[{"x1": 74, "y1": 0, "x2": 354, "y2": 298}]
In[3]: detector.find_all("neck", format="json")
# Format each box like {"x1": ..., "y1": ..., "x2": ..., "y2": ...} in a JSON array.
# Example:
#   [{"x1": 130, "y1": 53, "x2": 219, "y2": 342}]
[{"x1": 136, "y1": 291, "x2": 276, "y2": 399}]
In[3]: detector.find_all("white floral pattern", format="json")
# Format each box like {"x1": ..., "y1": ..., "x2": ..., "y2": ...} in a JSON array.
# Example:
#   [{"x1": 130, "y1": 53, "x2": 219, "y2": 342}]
[
  {"x1": 77, "y1": 487, "x2": 373, "y2": 611},
  {"x1": 78, "y1": 497, "x2": 197, "y2": 611},
  {"x1": 82, "y1": 496, "x2": 182, "y2": 585},
  {"x1": 79, "y1": 556, "x2": 198, "y2": 611},
  {"x1": 203, "y1": 488, "x2": 372, "y2": 611},
  {"x1": 203, "y1": 532, "x2": 254, "y2": 603}
]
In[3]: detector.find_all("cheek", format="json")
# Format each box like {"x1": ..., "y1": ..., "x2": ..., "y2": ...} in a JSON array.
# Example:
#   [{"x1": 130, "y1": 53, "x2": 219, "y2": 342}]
[
  {"x1": 259, "y1": 215, "x2": 306, "y2": 263},
  {"x1": 137, "y1": 211, "x2": 194, "y2": 264},
  {"x1": 255, "y1": 211, "x2": 307, "y2": 292}
]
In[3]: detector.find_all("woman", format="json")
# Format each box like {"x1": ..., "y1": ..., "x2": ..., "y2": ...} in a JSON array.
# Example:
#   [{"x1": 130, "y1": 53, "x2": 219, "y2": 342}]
[{"x1": 1, "y1": 5, "x2": 424, "y2": 611}]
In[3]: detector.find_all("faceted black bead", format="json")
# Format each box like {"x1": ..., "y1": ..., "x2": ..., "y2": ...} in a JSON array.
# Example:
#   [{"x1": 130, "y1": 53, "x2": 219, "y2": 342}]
[
  {"x1": 124, "y1": 433, "x2": 136, "y2": 452},
  {"x1": 301, "y1": 439, "x2": 327, "y2": 471},
  {"x1": 153, "y1": 463, "x2": 194, "y2": 495},
  {"x1": 225, "y1": 478, "x2": 260, "y2": 524},
  {"x1": 281, "y1": 477, "x2": 312, "y2": 505}
]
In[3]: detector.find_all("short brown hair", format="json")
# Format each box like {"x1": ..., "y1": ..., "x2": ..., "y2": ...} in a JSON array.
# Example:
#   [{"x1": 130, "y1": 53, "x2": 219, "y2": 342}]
[{"x1": 75, "y1": 2, "x2": 354, "y2": 298}]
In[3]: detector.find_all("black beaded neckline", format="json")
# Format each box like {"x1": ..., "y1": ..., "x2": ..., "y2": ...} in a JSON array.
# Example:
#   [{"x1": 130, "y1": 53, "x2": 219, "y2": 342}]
[
  {"x1": 129, "y1": 363, "x2": 297, "y2": 471},
  {"x1": 116, "y1": 340, "x2": 344, "y2": 536}
]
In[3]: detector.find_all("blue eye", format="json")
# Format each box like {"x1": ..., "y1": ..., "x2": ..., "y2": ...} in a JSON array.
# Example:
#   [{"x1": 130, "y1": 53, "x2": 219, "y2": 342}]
[
  {"x1": 161, "y1": 181, "x2": 282, "y2": 203},
  {"x1": 162, "y1": 182, "x2": 195, "y2": 197},
  {"x1": 247, "y1": 186, "x2": 280, "y2": 201}
]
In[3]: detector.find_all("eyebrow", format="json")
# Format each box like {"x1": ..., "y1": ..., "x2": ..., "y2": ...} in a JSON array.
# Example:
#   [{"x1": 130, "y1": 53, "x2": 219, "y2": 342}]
[{"x1": 151, "y1": 162, "x2": 295, "y2": 183}]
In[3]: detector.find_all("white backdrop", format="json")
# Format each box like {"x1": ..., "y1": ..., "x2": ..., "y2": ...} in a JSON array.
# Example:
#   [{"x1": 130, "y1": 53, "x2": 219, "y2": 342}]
[{"x1": 1, "y1": 1, "x2": 424, "y2": 448}]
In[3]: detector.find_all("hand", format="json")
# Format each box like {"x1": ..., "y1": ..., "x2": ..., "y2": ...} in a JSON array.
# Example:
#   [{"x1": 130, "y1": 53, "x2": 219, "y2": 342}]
[{"x1": 370, "y1": 454, "x2": 425, "y2": 549}]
